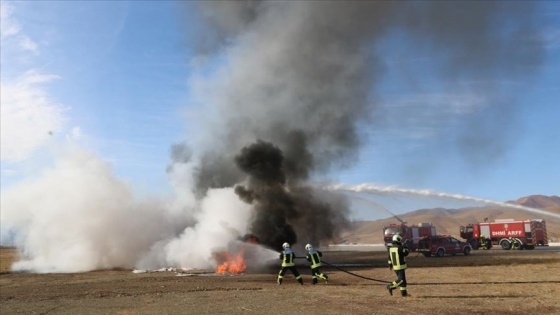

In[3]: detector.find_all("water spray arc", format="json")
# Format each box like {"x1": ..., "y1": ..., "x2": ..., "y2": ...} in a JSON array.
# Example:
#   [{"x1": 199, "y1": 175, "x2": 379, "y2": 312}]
[
  {"x1": 340, "y1": 192, "x2": 406, "y2": 223},
  {"x1": 323, "y1": 183, "x2": 560, "y2": 219}
]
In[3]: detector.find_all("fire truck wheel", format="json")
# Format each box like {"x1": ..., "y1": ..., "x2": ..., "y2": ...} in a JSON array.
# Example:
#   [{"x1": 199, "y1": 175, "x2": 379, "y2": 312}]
[
  {"x1": 463, "y1": 247, "x2": 471, "y2": 256},
  {"x1": 436, "y1": 248, "x2": 445, "y2": 257},
  {"x1": 500, "y1": 240, "x2": 511, "y2": 250}
]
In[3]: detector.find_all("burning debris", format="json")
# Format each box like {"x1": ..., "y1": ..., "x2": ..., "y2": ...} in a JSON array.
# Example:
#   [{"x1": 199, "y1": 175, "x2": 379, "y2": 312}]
[
  {"x1": 214, "y1": 251, "x2": 247, "y2": 274},
  {"x1": 213, "y1": 234, "x2": 278, "y2": 274}
]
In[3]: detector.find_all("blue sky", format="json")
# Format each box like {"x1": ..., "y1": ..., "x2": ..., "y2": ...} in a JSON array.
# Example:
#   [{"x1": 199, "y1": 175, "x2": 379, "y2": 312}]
[
  {"x1": 1, "y1": 1, "x2": 188, "y2": 195},
  {"x1": 1, "y1": 1, "x2": 559, "y2": 219}
]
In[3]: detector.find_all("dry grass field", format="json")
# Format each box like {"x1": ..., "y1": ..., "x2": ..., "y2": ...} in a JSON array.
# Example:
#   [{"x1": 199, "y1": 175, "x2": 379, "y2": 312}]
[{"x1": 1, "y1": 247, "x2": 560, "y2": 315}]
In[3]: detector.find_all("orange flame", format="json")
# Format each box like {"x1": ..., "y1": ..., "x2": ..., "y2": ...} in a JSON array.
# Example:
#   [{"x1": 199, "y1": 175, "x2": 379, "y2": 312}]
[
  {"x1": 215, "y1": 249, "x2": 247, "y2": 274},
  {"x1": 214, "y1": 234, "x2": 259, "y2": 274}
]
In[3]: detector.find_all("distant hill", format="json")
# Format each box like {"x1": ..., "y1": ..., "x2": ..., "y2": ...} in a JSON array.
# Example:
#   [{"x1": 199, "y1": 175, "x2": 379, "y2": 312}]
[
  {"x1": 508, "y1": 195, "x2": 560, "y2": 211},
  {"x1": 337, "y1": 195, "x2": 560, "y2": 244}
]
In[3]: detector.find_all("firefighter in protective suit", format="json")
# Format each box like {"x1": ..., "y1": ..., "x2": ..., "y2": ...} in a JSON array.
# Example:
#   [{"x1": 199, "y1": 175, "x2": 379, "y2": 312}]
[
  {"x1": 386, "y1": 234, "x2": 410, "y2": 297},
  {"x1": 509, "y1": 237, "x2": 521, "y2": 250},
  {"x1": 480, "y1": 234, "x2": 491, "y2": 250},
  {"x1": 305, "y1": 244, "x2": 329, "y2": 285},
  {"x1": 277, "y1": 242, "x2": 304, "y2": 285}
]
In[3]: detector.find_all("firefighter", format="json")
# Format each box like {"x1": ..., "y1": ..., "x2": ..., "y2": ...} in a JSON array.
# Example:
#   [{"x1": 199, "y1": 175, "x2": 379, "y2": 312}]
[
  {"x1": 480, "y1": 235, "x2": 491, "y2": 250},
  {"x1": 386, "y1": 234, "x2": 410, "y2": 297},
  {"x1": 277, "y1": 242, "x2": 304, "y2": 285},
  {"x1": 509, "y1": 237, "x2": 521, "y2": 250},
  {"x1": 480, "y1": 234, "x2": 487, "y2": 249},
  {"x1": 484, "y1": 236, "x2": 492, "y2": 250},
  {"x1": 305, "y1": 244, "x2": 329, "y2": 285}
]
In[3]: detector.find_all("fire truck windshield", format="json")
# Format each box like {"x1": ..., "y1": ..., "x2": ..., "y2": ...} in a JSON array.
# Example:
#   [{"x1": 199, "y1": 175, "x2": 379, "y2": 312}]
[{"x1": 384, "y1": 228, "x2": 401, "y2": 235}]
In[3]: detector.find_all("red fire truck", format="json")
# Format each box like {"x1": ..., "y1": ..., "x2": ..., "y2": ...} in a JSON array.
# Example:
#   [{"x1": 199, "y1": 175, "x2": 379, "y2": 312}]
[
  {"x1": 383, "y1": 222, "x2": 437, "y2": 251},
  {"x1": 460, "y1": 219, "x2": 548, "y2": 250}
]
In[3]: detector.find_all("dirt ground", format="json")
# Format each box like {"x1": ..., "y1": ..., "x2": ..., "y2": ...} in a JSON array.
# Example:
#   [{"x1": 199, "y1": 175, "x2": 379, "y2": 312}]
[{"x1": 1, "y1": 248, "x2": 559, "y2": 315}]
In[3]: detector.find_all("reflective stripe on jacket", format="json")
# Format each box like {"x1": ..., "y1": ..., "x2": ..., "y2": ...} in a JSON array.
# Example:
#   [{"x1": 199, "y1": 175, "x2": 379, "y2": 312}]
[
  {"x1": 388, "y1": 245, "x2": 409, "y2": 270},
  {"x1": 306, "y1": 250, "x2": 322, "y2": 269},
  {"x1": 281, "y1": 249, "x2": 295, "y2": 267}
]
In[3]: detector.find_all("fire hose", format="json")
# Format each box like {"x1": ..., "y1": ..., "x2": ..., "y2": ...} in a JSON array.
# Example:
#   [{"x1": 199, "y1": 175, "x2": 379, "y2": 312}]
[
  {"x1": 320, "y1": 250, "x2": 422, "y2": 283},
  {"x1": 294, "y1": 257, "x2": 390, "y2": 283},
  {"x1": 321, "y1": 260, "x2": 391, "y2": 283}
]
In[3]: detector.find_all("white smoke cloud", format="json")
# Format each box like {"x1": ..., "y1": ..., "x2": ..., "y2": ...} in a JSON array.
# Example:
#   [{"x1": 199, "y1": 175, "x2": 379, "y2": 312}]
[
  {"x1": 0, "y1": 146, "x2": 256, "y2": 273},
  {"x1": 2, "y1": 148, "x2": 161, "y2": 272},
  {"x1": 0, "y1": 2, "x2": 256, "y2": 273},
  {"x1": 155, "y1": 188, "x2": 252, "y2": 270}
]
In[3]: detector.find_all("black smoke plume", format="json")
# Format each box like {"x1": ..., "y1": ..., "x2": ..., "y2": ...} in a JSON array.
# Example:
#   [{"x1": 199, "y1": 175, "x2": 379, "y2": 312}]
[{"x1": 234, "y1": 140, "x2": 349, "y2": 249}]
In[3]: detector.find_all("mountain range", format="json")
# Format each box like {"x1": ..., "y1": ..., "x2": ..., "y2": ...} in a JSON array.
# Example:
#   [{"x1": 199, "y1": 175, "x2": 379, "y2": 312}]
[{"x1": 338, "y1": 195, "x2": 560, "y2": 244}]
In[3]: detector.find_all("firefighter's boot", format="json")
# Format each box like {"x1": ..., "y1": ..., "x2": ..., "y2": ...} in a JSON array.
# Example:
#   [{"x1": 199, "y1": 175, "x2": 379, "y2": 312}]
[
  {"x1": 297, "y1": 277, "x2": 304, "y2": 285},
  {"x1": 386, "y1": 284, "x2": 393, "y2": 296},
  {"x1": 277, "y1": 277, "x2": 282, "y2": 285},
  {"x1": 312, "y1": 277, "x2": 317, "y2": 285},
  {"x1": 400, "y1": 289, "x2": 408, "y2": 297}
]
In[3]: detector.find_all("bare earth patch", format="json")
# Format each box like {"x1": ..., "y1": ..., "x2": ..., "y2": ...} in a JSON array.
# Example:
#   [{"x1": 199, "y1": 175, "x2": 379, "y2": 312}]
[{"x1": 1, "y1": 248, "x2": 559, "y2": 314}]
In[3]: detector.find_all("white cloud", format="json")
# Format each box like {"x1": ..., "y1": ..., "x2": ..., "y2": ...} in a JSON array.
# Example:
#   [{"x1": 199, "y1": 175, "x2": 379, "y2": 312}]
[
  {"x1": 0, "y1": 3, "x2": 66, "y2": 162},
  {"x1": 1, "y1": 71, "x2": 66, "y2": 162},
  {"x1": 0, "y1": 2, "x2": 39, "y2": 55},
  {"x1": 68, "y1": 126, "x2": 82, "y2": 141},
  {"x1": 0, "y1": 2, "x2": 20, "y2": 40},
  {"x1": 19, "y1": 35, "x2": 38, "y2": 53},
  {"x1": 0, "y1": 169, "x2": 18, "y2": 175}
]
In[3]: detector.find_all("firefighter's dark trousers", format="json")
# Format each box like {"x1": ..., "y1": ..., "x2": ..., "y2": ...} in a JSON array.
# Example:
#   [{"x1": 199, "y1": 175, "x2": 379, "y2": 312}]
[
  {"x1": 389, "y1": 269, "x2": 408, "y2": 296},
  {"x1": 278, "y1": 266, "x2": 303, "y2": 285},
  {"x1": 310, "y1": 267, "x2": 329, "y2": 284}
]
